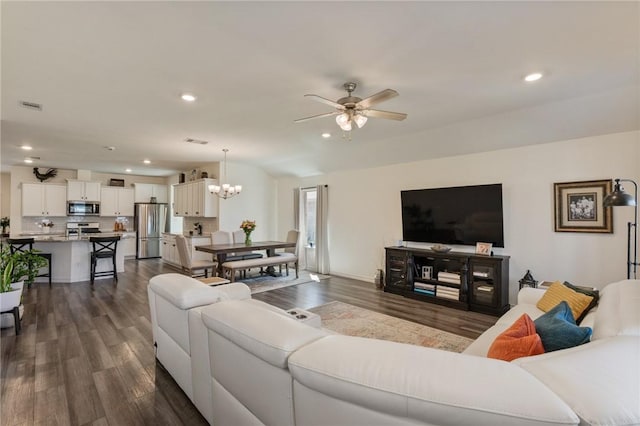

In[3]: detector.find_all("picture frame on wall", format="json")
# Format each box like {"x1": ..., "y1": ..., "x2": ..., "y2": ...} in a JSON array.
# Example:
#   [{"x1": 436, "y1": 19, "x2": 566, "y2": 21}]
[
  {"x1": 475, "y1": 242, "x2": 492, "y2": 255},
  {"x1": 554, "y1": 179, "x2": 613, "y2": 233}
]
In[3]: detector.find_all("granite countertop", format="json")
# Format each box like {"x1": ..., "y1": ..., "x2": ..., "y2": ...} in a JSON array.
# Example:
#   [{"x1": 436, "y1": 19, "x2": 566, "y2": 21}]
[
  {"x1": 162, "y1": 232, "x2": 210, "y2": 239},
  {"x1": 4, "y1": 231, "x2": 136, "y2": 242}
]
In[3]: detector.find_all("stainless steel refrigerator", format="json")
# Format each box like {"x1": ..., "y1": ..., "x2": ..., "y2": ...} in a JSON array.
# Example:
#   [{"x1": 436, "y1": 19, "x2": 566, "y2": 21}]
[{"x1": 135, "y1": 203, "x2": 169, "y2": 259}]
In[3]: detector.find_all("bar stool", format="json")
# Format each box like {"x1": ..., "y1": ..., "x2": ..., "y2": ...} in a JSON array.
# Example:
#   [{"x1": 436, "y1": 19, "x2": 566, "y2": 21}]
[
  {"x1": 7, "y1": 238, "x2": 52, "y2": 288},
  {"x1": 89, "y1": 236, "x2": 120, "y2": 285}
]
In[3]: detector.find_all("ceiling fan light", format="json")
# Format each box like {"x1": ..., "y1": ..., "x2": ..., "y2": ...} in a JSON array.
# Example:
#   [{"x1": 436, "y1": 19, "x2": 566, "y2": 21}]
[
  {"x1": 354, "y1": 114, "x2": 368, "y2": 128},
  {"x1": 339, "y1": 121, "x2": 352, "y2": 131},
  {"x1": 336, "y1": 113, "x2": 350, "y2": 127}
]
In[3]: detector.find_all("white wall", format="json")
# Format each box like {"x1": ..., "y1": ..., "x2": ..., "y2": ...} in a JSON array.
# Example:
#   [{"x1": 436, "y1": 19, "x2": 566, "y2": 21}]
[
  {"x1": 1, "y1": 172, "x2": 11, "y2": 220},
  {"x1": 277, "y1": 131, "x2": 640, "y2": 302},
  {"x1": 217, "y1": 161, "x2": 277, "y2": 241}
]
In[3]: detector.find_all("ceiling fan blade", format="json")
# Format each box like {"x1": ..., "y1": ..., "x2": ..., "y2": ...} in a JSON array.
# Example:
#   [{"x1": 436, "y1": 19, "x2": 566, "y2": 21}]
[
  {"x1": 294, "y1": 111, "x2": 339, "y2": 123},
  {"x1": 357, "y1": 89, "x2": 398, "y2": 109},
  {"x1": 304, "y1": 94, "x2": 345, "y2": 110},
  {"x1": 365, "y1": 109, "x2": 408, "y2": 121}
]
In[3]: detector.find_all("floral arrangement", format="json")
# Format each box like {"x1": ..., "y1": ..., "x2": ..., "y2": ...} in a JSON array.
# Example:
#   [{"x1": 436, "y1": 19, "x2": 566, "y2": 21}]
[
  {"x1": 240, "y1": 220, "x2": 256, "y2": 234},
  {"x1": 240, "y1": 220, "x2": 256, "y2": 244}
]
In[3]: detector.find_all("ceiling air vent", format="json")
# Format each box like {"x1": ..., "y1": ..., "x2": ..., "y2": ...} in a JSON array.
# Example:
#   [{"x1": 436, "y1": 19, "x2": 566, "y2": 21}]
[
  {"x1": 19, "y1": 100, "x2": 43, "y2": 111},
  {"x1": 184, "y1": 138, "x2": 208, "y2": 145}
]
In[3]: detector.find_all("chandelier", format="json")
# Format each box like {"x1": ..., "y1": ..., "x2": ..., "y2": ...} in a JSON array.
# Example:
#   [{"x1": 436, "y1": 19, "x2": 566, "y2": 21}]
[{"x1": 208, "y1": 148, "x2": 242, "y2": 199}]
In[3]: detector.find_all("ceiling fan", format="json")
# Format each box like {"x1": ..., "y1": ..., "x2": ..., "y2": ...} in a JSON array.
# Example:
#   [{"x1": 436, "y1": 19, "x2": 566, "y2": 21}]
[{"x1": 294, "y1": 82, "x2": 407, "y2": 131}]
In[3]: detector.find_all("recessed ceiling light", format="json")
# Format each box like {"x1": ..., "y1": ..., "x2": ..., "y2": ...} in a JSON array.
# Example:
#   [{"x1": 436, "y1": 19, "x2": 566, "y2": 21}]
[
  {"x1": 24, "y1": 158, "x2": 34, "y2": 164},
  {"x1": 524, "y1": 72, "x2": 543, "y2": 82},
  {"x1": 125, "y1": 168, "x2": 132, "y2": 173},
  {"x1": 321, "y1": 133, "x2": 331, "y2": 138},
  {"x1": 181, "y1": 93, "x2": 197, "y2": 102},
  {"x1": 21, "y1": 145, "x2": 33, "y2": 150},
  {"x1": 143, "y1": 159, "x2": 151, "y2": 164}
]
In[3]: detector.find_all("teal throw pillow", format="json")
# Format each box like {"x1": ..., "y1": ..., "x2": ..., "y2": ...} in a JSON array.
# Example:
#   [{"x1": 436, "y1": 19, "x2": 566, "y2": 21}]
[{"x1": 534, "y1": 301, "x2": 592, "y2": 352}]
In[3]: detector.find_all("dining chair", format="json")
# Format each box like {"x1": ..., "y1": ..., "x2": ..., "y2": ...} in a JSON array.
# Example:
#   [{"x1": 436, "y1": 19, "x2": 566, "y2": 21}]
[
  {"x1": 211, "y1": 230, "x2": 233, "y2": 245},
  {"x1": 175, "y1": 235, "x2": 215, "y2": 278},
  {"x1": 230, "y1": 229, "x2": 263, "y2": 278},
  {"x1": 277, "y1": 229, "x2": 299, "y2": 278}
]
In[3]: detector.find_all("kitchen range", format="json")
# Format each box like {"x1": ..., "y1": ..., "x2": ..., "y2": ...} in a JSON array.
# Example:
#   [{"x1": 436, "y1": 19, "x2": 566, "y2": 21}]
[{"x1": 65, "y1": 222, "x2": 102, "y2": 236}]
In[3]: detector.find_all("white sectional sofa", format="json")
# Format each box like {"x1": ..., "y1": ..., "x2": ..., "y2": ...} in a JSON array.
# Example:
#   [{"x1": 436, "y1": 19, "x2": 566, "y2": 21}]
[{"x1": 148, "y1": 276, "x2": 640, "y2": 425}]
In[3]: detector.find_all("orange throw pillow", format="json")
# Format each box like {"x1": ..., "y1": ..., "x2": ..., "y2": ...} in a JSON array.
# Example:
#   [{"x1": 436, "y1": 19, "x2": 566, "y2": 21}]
[{"x1": 487, "y1": 314, "x2": 545, "y2": 361}]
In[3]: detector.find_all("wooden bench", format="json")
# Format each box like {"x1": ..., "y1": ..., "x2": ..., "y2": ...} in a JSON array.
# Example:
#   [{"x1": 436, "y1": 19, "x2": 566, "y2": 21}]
[{"x1": 222, "y1": 254, "x2": 298, "y2": 282}]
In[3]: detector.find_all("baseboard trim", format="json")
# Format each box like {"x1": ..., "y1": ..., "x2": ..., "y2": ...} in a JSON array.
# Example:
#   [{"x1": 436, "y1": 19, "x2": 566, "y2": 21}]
[{"x1": 330, "y1": 271, "x2": 375, "y2": 284}]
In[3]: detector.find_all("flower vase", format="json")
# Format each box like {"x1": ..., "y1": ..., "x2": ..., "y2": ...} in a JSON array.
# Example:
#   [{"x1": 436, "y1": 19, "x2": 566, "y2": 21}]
[{"x1": 244, "y1": 232, "x2": 252, "y2": 245}]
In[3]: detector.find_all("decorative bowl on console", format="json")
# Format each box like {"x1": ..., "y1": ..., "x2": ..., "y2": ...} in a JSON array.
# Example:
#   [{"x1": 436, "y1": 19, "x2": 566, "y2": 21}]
[{"x1": 430, "y1": 245, "x2": 452, "y2": 253}]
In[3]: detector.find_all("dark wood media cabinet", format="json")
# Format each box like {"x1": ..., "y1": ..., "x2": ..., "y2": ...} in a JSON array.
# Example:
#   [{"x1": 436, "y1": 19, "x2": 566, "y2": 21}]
[{"x1": 385, "y1": 247, "x2": 510, "y2": 316}]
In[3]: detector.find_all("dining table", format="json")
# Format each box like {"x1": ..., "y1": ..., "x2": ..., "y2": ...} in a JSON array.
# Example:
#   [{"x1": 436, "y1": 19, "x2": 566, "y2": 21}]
[{"x1": 195, "y1": 240, "x2": 296, "y2": 276}]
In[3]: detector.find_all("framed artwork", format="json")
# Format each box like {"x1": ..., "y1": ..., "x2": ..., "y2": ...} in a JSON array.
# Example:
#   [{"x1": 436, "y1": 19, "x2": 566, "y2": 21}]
[
  {"x1": 554, "y1": 180, "x2": 613, "y2": 233},
  {"x1": 475, "y1": 242, "x2": 492, "y2": 255}
]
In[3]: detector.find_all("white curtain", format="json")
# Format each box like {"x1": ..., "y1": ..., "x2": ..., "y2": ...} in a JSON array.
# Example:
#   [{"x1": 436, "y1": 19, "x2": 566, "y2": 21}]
[{"x1": 315, "y1": 184, "x2": 330, "y2": 274}]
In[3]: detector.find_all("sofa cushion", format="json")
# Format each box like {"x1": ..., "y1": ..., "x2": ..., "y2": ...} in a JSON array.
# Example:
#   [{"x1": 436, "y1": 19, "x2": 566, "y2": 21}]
[
  {"x1": 563, "y1": 281, "x2": 599, "y2": 324},
  {"x1": 592, "y1": 279, "x2": 640, "y2": 340},
  {"x1": 536, "y1": 281, "x2": 594, "y2": 322},
  {"x1": 487, "y1": 314, "x2": 544, "y2": 361},
  {"x1": 534, "y1": 301, "x2": 592, "y2": 352},
  {"x1": 289, "y1": 335, "x2": 579, "y2": 425},
  {"x1": 515, "y1": 336, "x2": 640, "y2": 425}
]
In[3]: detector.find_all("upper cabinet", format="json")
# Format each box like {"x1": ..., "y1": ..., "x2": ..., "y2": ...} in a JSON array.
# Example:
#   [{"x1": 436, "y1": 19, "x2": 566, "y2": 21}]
[
  {"x1": 100, "y1": 187, "x2": 135, "y2": 217},
  {"x1": 67, "y1": 180, "x2": 101, "y2": 201},
  {"x1": 133, "y1": 183, "x2": 168, "y2": 203},
  {"x1": 172, "y1": 178, "x2": 218, "y2": 217},
  {"x1": 22, "y1": 183, "x2": 67, "y2": 217}
]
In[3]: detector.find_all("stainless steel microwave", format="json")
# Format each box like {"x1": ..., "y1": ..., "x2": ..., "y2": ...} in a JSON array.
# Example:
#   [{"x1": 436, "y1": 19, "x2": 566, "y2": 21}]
[{"x1": 67, "y1": 202, "x2": 100, "y2": 216}]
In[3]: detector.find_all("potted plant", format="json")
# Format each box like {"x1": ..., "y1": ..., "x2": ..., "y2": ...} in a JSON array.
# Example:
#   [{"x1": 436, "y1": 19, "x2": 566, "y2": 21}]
[
  {"x1": 0, "y1": 245, "x2": 47, "y2": 312},
  {"x1": 0, "y1": 217, "x2": 9, "y2": 237}
]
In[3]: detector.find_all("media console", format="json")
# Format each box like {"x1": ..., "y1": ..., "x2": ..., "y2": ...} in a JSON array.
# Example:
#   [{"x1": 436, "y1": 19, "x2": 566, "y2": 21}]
[{"x1": 385, "y1": 247, "x2": 510, "y2": 316}]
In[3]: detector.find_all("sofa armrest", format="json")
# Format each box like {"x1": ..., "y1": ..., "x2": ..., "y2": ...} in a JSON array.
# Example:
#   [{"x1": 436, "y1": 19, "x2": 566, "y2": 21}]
[
  {"x1": 289, "y1": 335, "x2": 578, "y2": 425},
  {"x1": 517, "y1": 287, "x2": 548, "y2": 305}
]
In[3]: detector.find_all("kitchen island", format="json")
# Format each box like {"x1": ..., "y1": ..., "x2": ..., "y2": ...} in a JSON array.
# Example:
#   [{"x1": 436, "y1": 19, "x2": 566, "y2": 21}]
[{"x1": 4, "y1": 232, "x2": 134, "y2": 283}]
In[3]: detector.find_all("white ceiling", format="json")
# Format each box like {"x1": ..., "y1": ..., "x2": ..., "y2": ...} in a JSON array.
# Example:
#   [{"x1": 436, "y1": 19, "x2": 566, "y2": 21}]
[{"x1": 2, "y1": 1, "x2": 639, "y2": 178}]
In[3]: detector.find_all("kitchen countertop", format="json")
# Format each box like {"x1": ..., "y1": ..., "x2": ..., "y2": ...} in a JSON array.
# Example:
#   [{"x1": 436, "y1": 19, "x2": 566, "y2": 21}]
[
  {"x1": 162, "y1": 232, "x2": 210, "y2": 239},
  {"x1": 3, "y1": 231, "x2": 136, "y2": 242}
]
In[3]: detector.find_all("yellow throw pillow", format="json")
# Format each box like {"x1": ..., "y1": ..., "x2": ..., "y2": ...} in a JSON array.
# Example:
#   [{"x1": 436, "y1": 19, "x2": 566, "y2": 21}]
[{"x1": 536, "y1": 281, "x2": 594, "y2": 321}]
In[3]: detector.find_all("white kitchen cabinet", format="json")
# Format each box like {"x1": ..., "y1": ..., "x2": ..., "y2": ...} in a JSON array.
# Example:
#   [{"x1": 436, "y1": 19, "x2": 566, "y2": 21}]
[
  {"x1": 22, "y1": 183, "x2": 67, "y2": 217},
  {"x1": 172, "y1": 178, "x2": 218, "y2": 217},
  {"x1": 100, "y1": 187, "x2": 135, "y2": 216},
  {"x1": 133, "y1": 183, "x2": 168, "y2": 203},
  {"x1": 67, "y1": 180, "x2": 101, "y2": 201},
  {"x1": 161, "y1": 234, "x2": 180, "y2": 266}
]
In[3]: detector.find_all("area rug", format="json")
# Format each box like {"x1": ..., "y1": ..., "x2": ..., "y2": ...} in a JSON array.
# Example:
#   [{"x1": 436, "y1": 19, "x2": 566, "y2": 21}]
[
  {"x1": 309, "y1": 301, "x2": 473, "y2": 353},
  {"x1": 239, "y1": 270, "x2": 329, "y2": 294}
]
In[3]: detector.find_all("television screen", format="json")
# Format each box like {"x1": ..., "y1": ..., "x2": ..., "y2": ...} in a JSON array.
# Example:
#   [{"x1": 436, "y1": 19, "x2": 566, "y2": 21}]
[{"x1": 401, "y1": 184, "x2": 504, "y2": 247}]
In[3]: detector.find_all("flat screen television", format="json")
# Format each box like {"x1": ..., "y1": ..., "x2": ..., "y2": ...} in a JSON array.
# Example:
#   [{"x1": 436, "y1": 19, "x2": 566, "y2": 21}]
[{"x1": 401, "y1": 183, "x2": 504, "y2": 247}]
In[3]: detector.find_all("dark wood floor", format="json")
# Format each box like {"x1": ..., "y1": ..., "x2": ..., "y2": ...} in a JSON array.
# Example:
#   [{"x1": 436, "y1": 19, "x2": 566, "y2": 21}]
[{"x1": 1, "y1": 259, "x2": 497, "y2": 426}]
